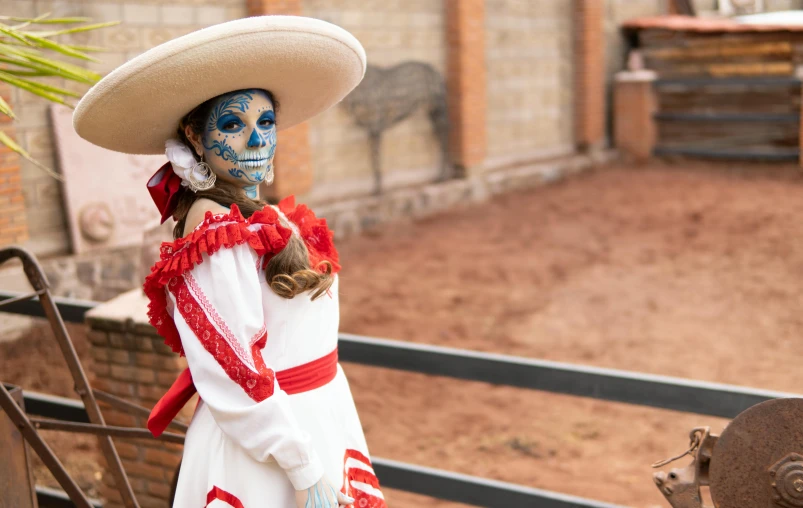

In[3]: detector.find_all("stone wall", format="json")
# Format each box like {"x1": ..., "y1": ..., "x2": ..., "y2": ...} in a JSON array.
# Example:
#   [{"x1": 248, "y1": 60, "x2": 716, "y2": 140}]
[
  {"x1": 0, "y1": 0, "x2": 626, "y2": 287},
  {"x1": 485, "y1": 0, "x2": 575, "y2": 169},
  {"x1": 301, "y1": 0, "x2": 448, "y2": 203},
  {"x1": 2, "y1": 0, "x2": 247, "y2": 257}
]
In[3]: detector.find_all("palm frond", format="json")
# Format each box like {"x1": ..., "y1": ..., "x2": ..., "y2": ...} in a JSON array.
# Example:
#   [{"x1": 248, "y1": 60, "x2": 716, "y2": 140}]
[
  {"x1": 0, "y1": 95, "x2": 15, "y2": 119},
  {"x1": 0, "y1": 16, "x2": 92, "y2": 25},
  {"x1": 0, "y1": 131, "x2": 64, "y2": 181},
  {"x1": 0, "y1": 11, "x2": 119, "y2": 178},
  {"x1": 22, "y1": 33, "x2": 99, "y2": 62},
  {"x1": 33, "y1": 21, "x2": 121, "y2": 37}
]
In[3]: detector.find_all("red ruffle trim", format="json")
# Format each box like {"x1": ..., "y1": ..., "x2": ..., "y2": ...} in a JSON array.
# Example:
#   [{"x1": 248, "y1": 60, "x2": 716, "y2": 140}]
[
  {"x1": 143, "y1": 199, "x2": 339, "y2": 356},
  {"x1": 278, "y1": 195, "x2": 341, "y2": 274}
]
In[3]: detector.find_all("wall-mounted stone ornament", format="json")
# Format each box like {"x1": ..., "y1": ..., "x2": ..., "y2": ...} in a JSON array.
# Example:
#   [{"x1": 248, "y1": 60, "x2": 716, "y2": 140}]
[
  {"x1": 50, "y1": 104, "x2": 166, "y2": 254},
  {"x1": 78, "y1": 202, "x2": 115, "y2": 243}
]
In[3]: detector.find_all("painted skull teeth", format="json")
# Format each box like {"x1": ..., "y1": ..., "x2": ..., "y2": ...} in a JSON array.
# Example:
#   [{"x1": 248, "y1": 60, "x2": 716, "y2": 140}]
[
  {"x1": 239, "y1": 159, "x2": 268, "y2": 169},
  {"x1": 237, "y1": 149, "x2": 271, "y2": 170}
]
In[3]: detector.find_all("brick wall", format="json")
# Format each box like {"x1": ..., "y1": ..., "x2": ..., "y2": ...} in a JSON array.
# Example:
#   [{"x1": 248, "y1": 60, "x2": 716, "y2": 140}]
[
  {"x1": 86, "y1": 290, "x2": 191, "y2": 508},
  {"x1": 446, "y1": 0, "x2": 487, "y2": 176},
  {"x1": 574, "y1": 0, "x2": 605, "y2": 150},
  {"x1": 0, "y1": 82, "x2": 27, "y2": 247},
  {"x1": 603, "y1": 0, "x2": 666, "y2": 145},
  {"x1": 485, "y1": 0, "x2": 575, "y2": 169}
]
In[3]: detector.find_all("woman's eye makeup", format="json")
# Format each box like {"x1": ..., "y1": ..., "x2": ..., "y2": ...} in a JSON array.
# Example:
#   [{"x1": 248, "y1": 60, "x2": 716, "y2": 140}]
[
  {"x1": 215, "y1": 111, "x2": 275, "y2": 132},
  {"x1": 258, "y1": 112, "x2": 275, "y2": 128},
  {"x1": 217, "y1": 115, "x2": 244, "y2": 132}
]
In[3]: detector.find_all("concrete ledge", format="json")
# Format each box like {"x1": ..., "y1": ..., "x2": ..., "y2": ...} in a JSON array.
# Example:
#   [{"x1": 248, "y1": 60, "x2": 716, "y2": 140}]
[
  {"x1": 318, "y1": 150, "x2": 618, "y2": 239},
  {"x1": 84, "y1": 289, "x2": 157, "y2": 337}
]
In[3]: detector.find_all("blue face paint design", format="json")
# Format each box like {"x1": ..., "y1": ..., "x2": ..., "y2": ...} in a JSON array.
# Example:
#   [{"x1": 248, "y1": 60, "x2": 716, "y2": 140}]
[
  {"x1": 227, "y1": 168, "x2": 265, "y2": 183},
  {"x1": 203, "y1": 138, "x2": 238, "y2": 162},
  {"x1": 243, "y1": 185, "x2": 258, "y2": 199},
  {"x1": 199, "y1": 89, "x2": 277, "y2": 195},
  {"x1": 206, "y1": 91, "x2": 253, "y2": 133}
]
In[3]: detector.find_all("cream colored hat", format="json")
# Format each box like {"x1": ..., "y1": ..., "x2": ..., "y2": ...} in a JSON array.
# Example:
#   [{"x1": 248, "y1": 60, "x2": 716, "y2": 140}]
[{"x1": 73, "y1": 15, "x2": 366, "y2": 154}]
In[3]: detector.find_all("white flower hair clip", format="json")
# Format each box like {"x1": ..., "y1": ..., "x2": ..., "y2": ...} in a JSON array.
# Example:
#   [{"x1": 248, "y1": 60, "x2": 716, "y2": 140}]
[{"x1": 165, "y1": 138, "x2": 216, "y2": 192}]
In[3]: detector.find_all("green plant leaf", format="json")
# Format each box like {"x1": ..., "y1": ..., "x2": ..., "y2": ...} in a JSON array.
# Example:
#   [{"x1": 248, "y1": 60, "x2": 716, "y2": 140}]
[
  {"x1": 0, "y1": 130, "x2": 64, "y2": 181},
  {"x1": 0, "y1": 72, "x2": 81, "y2": 98},
  {"x1": 0, "y1": 70, "x2": 72, "y2": 105},
  {"x1": 11, "y1": 17, "x2": 93, "y2": 25},
  {"x1": 23, "y1": 33, "x2": 99, "y2": 62},
  {"x1": 6, "y1": 12, "x2": 51, "y2": 31},
  {"x1": 0, "y1": 69, "x2": 50, "y2": 77},
  {"x1": 0, "y1": 24, "x2": 34, "y2": 46},
  {"x1": 40, "y1": 21, "x2": 121, "y2": 37},
  {"x1": 0, "y1": 95, "x2": 16, "y2": 119},
  {"x1": 0, "y1": 55, "x2": 90, "y2": 82},
  {"x1": 0, "y1": 48, "x2": 102, "y2": 83},
  {"x1": 63, "y1": 44, "x2": 106, "y2": 53},
  {"x1": 0, "y1": 54, "x2": 96, "y2": 84}
]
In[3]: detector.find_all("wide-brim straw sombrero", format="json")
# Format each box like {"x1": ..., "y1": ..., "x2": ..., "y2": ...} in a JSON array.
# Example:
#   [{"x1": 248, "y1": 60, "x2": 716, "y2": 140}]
[{"x1": 73, "y1": 16, "x2": 366, "y2": 155}]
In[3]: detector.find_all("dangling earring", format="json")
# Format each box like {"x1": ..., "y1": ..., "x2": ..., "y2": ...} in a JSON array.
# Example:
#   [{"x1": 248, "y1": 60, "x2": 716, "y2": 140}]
[
  {"x1": 188, "y1": 152, "x2": 216, "y2": 192},
  {"x1": 264, "y1": 162, "x2": 275, "y2": 186}
]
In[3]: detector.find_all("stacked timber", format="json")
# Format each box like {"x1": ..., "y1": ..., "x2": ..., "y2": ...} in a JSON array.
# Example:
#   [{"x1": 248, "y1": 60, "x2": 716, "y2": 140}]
[{"x1": 622, "y1": 16, "x2": 803, "y2": 159}]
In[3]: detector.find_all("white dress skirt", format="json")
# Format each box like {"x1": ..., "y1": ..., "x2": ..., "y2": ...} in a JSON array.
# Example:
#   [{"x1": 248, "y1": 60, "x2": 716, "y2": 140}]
[{"x1": 143, "y1": 198, "x2": 387, "y2": 508}]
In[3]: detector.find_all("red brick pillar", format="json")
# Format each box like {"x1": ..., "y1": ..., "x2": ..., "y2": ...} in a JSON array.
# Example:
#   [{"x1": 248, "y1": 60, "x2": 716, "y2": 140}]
[
  {"x1": 614, "y1": 70, "x2": 658, "y2": 162},
  {"x1": 86, "y1": 290, "x2": 191, "y2": 508},
  {"x1": 446, "y1": 0, "x2": 487, "y2": 176},
  {"x1": 0, "y1": 83, "x2": 28, "y2": 247},
  {"x1": 248, "y1": 0, "x2": 314, "y2": 199},
  {"x1": 800, "y1": 82, "x2": 803, "y2": 168},
  {"x1": 573, "y1": 0, "x2": 606, "y2": 150}
]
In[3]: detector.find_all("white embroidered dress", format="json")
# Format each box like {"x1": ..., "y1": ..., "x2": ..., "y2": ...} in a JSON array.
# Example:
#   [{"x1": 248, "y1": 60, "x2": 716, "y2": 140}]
[{"x1": 143, "y1": 198, "x2": 386, "y2": 508}]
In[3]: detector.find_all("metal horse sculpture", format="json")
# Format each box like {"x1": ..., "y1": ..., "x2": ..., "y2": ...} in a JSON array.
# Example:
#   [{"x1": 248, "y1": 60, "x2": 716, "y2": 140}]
[{"x1": 341, "y1": 61, "x2": 451, "y2": 195}]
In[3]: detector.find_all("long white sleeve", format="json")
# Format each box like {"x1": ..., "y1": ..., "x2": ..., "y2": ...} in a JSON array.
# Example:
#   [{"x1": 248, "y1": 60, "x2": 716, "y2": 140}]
[{"x1": 166, "y1": 242, "x2": 324, "y2": 490}]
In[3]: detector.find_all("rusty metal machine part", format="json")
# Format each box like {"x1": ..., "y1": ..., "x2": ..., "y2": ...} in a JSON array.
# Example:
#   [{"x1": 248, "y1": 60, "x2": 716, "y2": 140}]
[
  {"x1": 709, "y1": 398, "x2": 803, "y2": 508},
  {"x1": 0, "y1": 385, "x2": 37, "y2": 508},
  {"x1": 768, "y1": 453, "x2": 803, "y2": 508},
  {"x1": 653, "y1": 398, "x2": 803, "y2": 508},
  {"x1": 653, "y1": 427, "x2": 718, "y2": 508}
]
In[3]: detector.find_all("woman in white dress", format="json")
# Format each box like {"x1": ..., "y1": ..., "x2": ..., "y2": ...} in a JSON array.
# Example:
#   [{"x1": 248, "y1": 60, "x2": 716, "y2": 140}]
[{"x1": 73, "y1": 16, "x2": 386, "y2": 508}]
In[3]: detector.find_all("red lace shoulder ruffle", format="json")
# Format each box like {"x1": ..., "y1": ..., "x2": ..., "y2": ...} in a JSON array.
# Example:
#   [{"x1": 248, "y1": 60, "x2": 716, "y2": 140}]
[
  {"x1": 278, "y1": 195, "x2": 341, "y2": 274},
  {"x1": 143, "y1": 198, "x2": 339, "y2": 356}
]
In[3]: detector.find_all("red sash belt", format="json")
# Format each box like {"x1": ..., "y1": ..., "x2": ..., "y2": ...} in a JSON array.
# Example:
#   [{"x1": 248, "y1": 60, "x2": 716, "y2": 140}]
[{"x1": 147, "y1": 348, "x2": 339, "y2": 437}]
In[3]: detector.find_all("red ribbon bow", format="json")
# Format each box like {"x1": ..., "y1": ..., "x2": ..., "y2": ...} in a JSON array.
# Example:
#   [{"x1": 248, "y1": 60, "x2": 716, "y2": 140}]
[{"x1": 147, "y1": 162, "x2": 186, "y2": 224}]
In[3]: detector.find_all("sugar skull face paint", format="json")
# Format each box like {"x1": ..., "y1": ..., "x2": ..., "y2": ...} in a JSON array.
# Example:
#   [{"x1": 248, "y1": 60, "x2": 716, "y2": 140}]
[{"x1": 185, "y1": 89, "x2": 277, "y2": 199}]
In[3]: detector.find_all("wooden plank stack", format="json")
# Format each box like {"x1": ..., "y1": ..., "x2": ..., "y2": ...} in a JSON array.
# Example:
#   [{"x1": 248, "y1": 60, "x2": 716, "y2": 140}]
[{"x1": 630, "y1": 22, "x2": 803, "y2": 156}]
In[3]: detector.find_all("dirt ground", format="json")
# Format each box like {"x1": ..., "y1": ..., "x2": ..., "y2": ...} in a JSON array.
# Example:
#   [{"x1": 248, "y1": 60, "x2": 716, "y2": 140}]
[{"x1": 4, "y1": 160, "x2": 803, "y2": 507}]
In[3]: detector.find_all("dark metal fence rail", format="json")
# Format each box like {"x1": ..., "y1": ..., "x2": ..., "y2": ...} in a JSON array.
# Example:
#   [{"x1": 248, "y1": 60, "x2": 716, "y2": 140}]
[
  {"x1": 372, "y1": 458, "x2": 623, "y2": 508},
  {"x1": 338, "y1": 333, "x2": 796, "y2": 419},
  {"x1": 3, "y1": 291, "x2": 799, "y2": 507},
  {"x1": 37, "y1": 486, "x2": 102, "y2": 508},
  {"x1": 0, "y1": 291, "x2": 96, "y2": 324}
]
